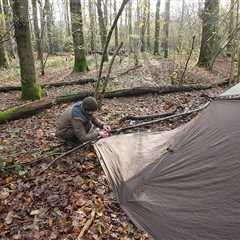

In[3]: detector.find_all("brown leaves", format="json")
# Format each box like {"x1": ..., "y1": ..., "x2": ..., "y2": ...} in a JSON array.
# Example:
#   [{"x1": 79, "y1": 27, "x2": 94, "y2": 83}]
[{"x1": 0, "y1": 57, "x2": 230, "y2": 240}]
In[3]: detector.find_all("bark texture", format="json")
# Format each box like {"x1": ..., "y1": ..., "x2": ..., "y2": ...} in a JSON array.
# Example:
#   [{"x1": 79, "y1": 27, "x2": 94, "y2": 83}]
[
  {"x1": 70, "y1": 0, "x2": 88, "y2": 72},
  {"x1": 12, "y1": 0, "x2": 42, "y2": 100}
]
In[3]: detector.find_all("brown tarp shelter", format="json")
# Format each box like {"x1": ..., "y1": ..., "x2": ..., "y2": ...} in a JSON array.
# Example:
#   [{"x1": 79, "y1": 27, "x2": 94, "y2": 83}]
[{"x1": 94, "y1": 84, "x2": 240, "y2": 240}]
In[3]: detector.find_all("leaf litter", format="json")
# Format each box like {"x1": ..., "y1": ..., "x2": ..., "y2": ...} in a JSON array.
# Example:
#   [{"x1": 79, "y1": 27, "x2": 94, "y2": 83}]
[{"x1": 0, "y1": 58, "x2": 232, "y2": 239}]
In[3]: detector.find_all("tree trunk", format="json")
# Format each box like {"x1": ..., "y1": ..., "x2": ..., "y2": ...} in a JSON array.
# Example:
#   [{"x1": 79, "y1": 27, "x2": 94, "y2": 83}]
[
  {"x1": 197, "y1": 0, "x2": 219, "y2": 69},
  {"x1": 162, "y1": 0, "x2": 170, "y2": 58},
  {"x1": 109, "y1": 0, "x2": 112, "y2": 24},
  {"x1": 2, "y1": 0, "x2": 15, "y2": 58},
  {"x1": 177, "y1": 0, "x2": 185, "y2": 53},
  {"x1": 229, "y1": 0, "x2": 239, "y2": 84},
  {"x1": 140, "y1": 0, "x2": 147, "y2": 52},
  {"x1": 147, "y1": 0, "x2": 151, "y2": 51},
  {"x1": 97, "y1": 0, "x2": 108, "y2": 61},
  {"x1": 64, "y1": 0, "x2": 71, "y2": 36},
  {"x1": 88, "y1": 0, "x2": 95, "y2": 52},
  {"x1": 133, "y1": 0, "x2": 140, "y2": 65},
  {"x1": 45, "y1": 0, "x2": 54, "y2": 54},
  {"x1": 227, "y1": 0, "x2": 235, "y2": 53},
  {"x1": 154, "y1": 0, "x2": 161, "y2": 55},
  {"x1": 12, "y1": 0, "x2": 42, "y2": 100},
  {"x1": 0, "y1": 0, "x2": 9, "y2": 68},
  {"x1": 114, "y1": 0, "x2": 118, "y2": 48},
  {"x1": 125, "y1": 5, "x2": 128, "y2": 43},
  {"x1": 70, "y1": 0, "x2": 88, "y2": 72},
  {"x1": 128, "y1": 1, "x2": 132, "y2": 52},
  {"x1": 32, "y1": 0, "x2": 43, "y2": 61},
  {"x1": 136, "y1": 0, "x2": 140, "y2": 33},
  {"x1": 104, "y1": 0, "x2": 108, "y2": 28}
]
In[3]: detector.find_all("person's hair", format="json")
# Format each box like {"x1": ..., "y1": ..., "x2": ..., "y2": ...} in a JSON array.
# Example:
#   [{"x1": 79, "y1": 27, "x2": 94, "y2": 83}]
[{"x1": 82, "y1": 97, "x2": 98, "y2": 112}]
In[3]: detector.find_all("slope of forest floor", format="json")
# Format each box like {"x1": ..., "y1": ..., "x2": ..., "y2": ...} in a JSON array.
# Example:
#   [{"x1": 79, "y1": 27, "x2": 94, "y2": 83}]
[{"x1": 0, "y1": 55, "x2": 233, "y2": 240}]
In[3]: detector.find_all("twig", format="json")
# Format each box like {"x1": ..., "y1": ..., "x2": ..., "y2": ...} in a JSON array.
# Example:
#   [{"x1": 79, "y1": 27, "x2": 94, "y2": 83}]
[
  {"x1": 22, "y1": 151, "x2": 61, "y2": 167},
  {"x1": 37, "y1": 139, "x2": 98, "y2": 176},
  {"x1": 0, "y1": 37, "x2": 10, "y2": 45},
  {"x1": 116, "y1": 64, "x2": 142, "y2": 77},
  {"x1": 112, "y1": 102, "x2": 210, "y2": 133},
  {"x1": 180, "y1": 35, "x2": 196, "y2": 84},
  {"x1": 0, "y1": 24, "x2": 14, "y2": 43},
  {"x1": 119, "y1": 107, "x2": 177, "y2": 123},
  {"x1": 100, "y1": 42, "x2": 124, "y2": 98},
  {"x1": 77, "y1": 208, "x2": 96, "y2": 240},
  {"x1": 210, "y1": 23, "x2": 240, "y2": 69}
]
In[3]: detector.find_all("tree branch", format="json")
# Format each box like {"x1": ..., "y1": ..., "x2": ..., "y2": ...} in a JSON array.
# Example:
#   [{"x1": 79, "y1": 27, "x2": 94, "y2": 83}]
[
  {"x1": 112, "y1": 102, "x2": 210, "y2": 133},
  {"x1": 180, "y1": 35, "x2": 196, "y2": 84},
  {"x1": 95, "y1": 0, "x2": 130, "y2": 95}
]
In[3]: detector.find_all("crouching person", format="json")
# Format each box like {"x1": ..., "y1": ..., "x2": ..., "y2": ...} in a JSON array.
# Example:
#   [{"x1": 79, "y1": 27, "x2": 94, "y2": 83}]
[{"x1": 56, "y1": 97, "x2": 111, "y2": 144}]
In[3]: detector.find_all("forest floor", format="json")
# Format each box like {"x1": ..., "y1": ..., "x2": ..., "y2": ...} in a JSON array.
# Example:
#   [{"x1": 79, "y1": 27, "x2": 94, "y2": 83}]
[{"x1": 0, "y1": 54, "x2": 234, "y2": 240}]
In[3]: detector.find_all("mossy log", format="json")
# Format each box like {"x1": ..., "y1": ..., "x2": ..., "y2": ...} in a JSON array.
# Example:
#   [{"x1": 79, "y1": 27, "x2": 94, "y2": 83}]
[
  {"x1": 56, "y1": 80, "x2": 229, "y2": 104},
  {"x1": 0, "y1": 98, "x2": 54, "y2": 123},
  {"x1": 0, "y1": 79, "x2": 229, "y2": 124},
  {"x1": 0, "y1": 78, "x2": 97, "y2": 92}
]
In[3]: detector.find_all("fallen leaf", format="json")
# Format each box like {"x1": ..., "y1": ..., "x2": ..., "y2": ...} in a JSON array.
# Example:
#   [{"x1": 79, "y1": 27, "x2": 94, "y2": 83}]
[
  {"x1": 30, "y1": 209, "x2": 41, "y2": 216},
  {"x1": 0, "y1": 188, "x2": 10, "y2": 200},
  {"x1": 5, "y1": 211, "x2": 14, "y2": 225}
]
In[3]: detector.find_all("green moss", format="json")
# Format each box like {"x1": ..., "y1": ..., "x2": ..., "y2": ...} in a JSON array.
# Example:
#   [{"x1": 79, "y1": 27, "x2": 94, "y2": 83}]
[
  {"x1": 74, "y1": 57, "x2": 88, "y2": 72},
  {"x1": 0, "y1": 106, "x2": 20, "y2": 123},
  {"x1": 21, "y1": 83, "x2": 42, "y2": 100},
  {"x1": 0, "y1": 49, "x2": 9, "y2": 68}
]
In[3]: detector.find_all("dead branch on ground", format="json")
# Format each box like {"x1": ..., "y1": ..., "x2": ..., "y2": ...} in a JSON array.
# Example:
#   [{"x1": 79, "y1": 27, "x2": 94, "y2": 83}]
[
  {"x1": 112, "y1": 102, "x2": 210, "y2": 133},
  {"x1": 119, "y1": 107, "x2": 177, "y2": 123}
]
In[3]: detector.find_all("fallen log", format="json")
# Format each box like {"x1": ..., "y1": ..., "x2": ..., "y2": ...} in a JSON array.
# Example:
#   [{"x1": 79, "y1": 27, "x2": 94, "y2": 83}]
[
  {"x1": 0, "y1": 79, "x2": 229, "y2": 124},
  {"x1": 0, "y1": 78, "x2": 97, "y2": 92},
  {"x1": 119, "y1": 107, "x2": 177, "y2": 123},
  {"x1": 112, "y1": 102, "x2": 210, "y2": 133},
  {"x1": 0, "y1": 98, "x2": 54, "y2": 123},
  {"x1": 56, "y1": 80, "x2": 228, "y2": 104}
]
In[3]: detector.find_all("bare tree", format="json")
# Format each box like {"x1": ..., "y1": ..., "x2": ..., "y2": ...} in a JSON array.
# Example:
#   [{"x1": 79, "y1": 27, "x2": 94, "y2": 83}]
[
  {"x1": 32, "y1": 0, "x2": 43, "y2": 61},
  {"x1": 70, "y1": 0, "x2": 88, "y2": 72},
  {"x1": 0, "y1": 0, "x2": 9, "y2": 68},
  {"x1": 140, "y1": 0, "x2": 148, "y2": 52},
  {"x1": 63, "y1": 0, "x2": 71, "y2": 36},
  {"x1": 88, "y1": 0, "x2": 95, "y2": 52},
  {"x1": 45, "y1": 0, "x2": 54, "y2": 54},
  {"x1": 147, "y1": 0, "x2": 151, "y2": 50},
  {"x1": 162, "y1": 0, "x2": 171, "y2": 58},
  {"x1": 114, "y1": 0, "x2": 118, "y2": 48},
  {"x1": 104, "y1": 0, "x2": 108, "y2": 28},
  {"x1": 2, "y1": 0, "x2": 15, "y2": 58},
  {"x1": 109, "y1": 0, "x2": 112, "y2": 24},
  {"x1": 12, "y1": 0, "x2": 42, "y2": 100},
  {"x1": 95, "y1": 0, "x2": 130, "y2": 96},
  {"x1": 128, "y1": 1, "x2": 132, "y2": 52},
  {"x1": 97, "y1": 0, "x2": 108, "y2": 61},
  {"x1": 154, "y1": 0, "x2": 161, "y2": 55},
  {"x1": 177, "y1": 0, "x2": 185, "y2": 53},
  {"x1": 198, "y1": 0, "x2": 219, "y2": 69}
]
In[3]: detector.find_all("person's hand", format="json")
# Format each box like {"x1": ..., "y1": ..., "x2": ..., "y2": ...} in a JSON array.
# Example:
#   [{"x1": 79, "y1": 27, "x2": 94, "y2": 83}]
[
  {"x1": 103, "y1": 125, "x2": 111, "y2": 133},
  {"x1": 99, "y1": 130, "x2": 109, "y2": 138}
]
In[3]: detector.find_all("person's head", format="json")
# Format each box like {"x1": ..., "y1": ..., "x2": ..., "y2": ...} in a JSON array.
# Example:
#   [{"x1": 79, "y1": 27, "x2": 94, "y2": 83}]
[{"x1": 82, "y1": 97, "x2": 98, "y2": 114}]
